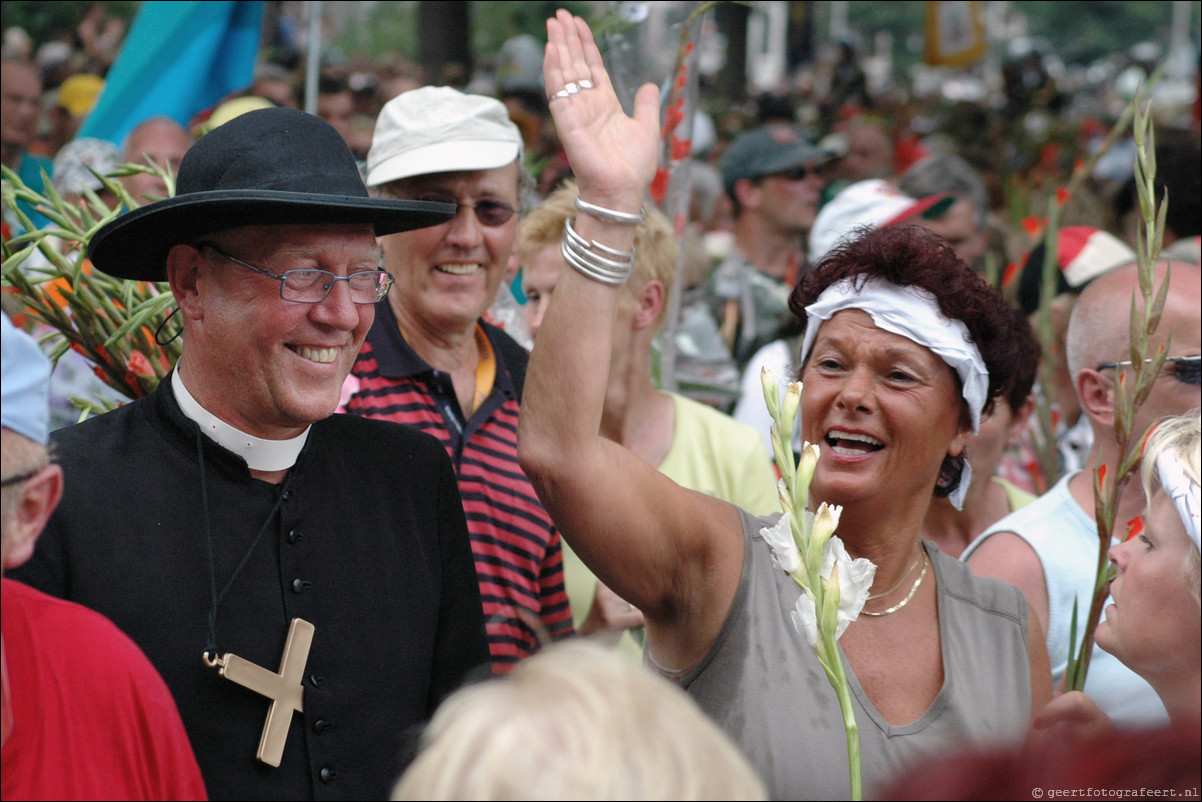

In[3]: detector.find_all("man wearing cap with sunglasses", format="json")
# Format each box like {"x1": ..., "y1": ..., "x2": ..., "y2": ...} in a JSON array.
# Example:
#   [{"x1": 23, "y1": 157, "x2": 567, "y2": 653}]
[
  {"x1": 9, "y1": 107, "x2": 490, "y2": 800},
  {"x1": 2, "y1": 312, "x2": 207, "y2": 800},
  {"x1": 966, "y1": 259, "x2": 1200, "y2": 729},
  {"x1": 708, "y1": 123, "x2": 834, "y2": 375},
  {"x1": 344, "y1": 87, "x2": 574, "y2": 674}
]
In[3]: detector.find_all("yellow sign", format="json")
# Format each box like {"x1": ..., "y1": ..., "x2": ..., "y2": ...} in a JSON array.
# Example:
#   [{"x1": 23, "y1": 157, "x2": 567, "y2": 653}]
[{"x1": 924, "y1": 1, "x2": 986, "y2": 68}]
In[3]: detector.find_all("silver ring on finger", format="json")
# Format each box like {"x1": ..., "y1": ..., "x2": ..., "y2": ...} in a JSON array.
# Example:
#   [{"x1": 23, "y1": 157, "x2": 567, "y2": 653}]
[{"x1": 549, "y1": 79, "x2": 593, "y2": 102}]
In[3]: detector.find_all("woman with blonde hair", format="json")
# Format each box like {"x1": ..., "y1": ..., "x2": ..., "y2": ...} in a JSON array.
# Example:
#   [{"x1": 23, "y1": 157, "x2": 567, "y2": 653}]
[{"x1": 1034, "y1": 409, "x2": 1201, "y2": 734}]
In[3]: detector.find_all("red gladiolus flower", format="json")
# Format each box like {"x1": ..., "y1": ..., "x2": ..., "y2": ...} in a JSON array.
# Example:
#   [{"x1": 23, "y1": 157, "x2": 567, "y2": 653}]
[
  {"x1": 662, "y1": 105, "x2": 684, "y2": 139},
  {"x1": 1022, "y1": 216, "x2": 1044, "y2": 238},
  {"x1": 670, "y1": 135, "x2": 692, "y2": 161},
  {"x1": 1056, "y1": 187, "x2": 1070, "y2": 205},
  {"x1": 126, "y1": 350, "x2": 154, "y2": 378},
  {"x1": 650, "y1": 168, "x2": 670, "y2": 205},
  {"x1": 1001, "y1": 262, "x2": 1020, "y2": 288},
  {"x1": 1139, "y1": 424, "x2": 1158, "y2": 455},
  {"x1": 1124, "y1": 515, "x2": 1144, "y2": 542}
]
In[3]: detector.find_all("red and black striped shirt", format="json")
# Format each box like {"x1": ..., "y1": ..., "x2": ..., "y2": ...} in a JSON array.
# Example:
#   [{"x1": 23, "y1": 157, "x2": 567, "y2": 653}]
[{"x1": 346, "y1": 303, "x2": 573, "y2": 673}]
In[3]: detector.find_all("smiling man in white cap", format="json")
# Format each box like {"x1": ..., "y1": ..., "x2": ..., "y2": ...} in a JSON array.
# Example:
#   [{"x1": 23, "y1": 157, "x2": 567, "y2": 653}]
[{"x1": 345, "y1": 86, "x2": 574, "y2": 674}]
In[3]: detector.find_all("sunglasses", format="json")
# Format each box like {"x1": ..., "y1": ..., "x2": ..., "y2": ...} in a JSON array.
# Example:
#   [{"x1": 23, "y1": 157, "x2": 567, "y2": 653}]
[
  {"x1": 1096, "y1": 354, "x2": 1201, "y2": 386},
  {"x1": 762, "y1": 165, "x2": 819, "y2": 182},
  {"x1": 416, "y1": 194, "x2": 517, "y2": 227}
]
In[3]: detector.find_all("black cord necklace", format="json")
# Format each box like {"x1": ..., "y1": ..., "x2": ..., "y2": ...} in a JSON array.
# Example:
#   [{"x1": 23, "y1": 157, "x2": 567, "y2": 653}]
[{"x1": 196, "y1": 423, "x2": 293, "y2": 660}]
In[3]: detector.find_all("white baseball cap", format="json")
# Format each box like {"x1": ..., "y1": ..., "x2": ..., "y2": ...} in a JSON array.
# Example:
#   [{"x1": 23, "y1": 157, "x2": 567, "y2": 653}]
[
  {"x1": 808, "y1": 179, "x2": 953, "y2": 264},
  {"x1": 366, "y1": 86, "x2": 522, "y2": 187}
]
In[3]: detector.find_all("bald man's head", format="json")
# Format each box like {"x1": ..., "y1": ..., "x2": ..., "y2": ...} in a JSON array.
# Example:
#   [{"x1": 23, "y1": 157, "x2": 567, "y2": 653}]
[
  {"x1": 1067, "y1": 261, "x2": 1197, "y2": 375},
  {"x1": 1066, "y1": 259, "x2": 1201, "y2": 437}
]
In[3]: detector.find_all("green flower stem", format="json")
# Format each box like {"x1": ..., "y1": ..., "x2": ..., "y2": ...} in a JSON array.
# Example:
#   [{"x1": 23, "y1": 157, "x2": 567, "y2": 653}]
[
  {"x1": 765, "y1": 372, "x2": 864, "y2": 800},
  {"x1": 1065, "y1": 84, "x2": 1168, "y2": 691},
  {"x1": 827, "y1": 648, "x2": 863, "y2": 801}
]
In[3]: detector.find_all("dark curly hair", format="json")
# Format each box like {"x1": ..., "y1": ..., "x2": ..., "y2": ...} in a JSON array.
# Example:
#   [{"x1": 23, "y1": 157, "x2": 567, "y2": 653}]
[{"x1": 789, "y1": 224, "x2": 1022, "y2": 499}]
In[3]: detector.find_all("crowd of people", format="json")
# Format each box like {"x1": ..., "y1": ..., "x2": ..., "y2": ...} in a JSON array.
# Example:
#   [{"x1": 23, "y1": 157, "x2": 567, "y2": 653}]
[{"x1": 2, "y1": 6, "x2": 1200, "y2": 801}]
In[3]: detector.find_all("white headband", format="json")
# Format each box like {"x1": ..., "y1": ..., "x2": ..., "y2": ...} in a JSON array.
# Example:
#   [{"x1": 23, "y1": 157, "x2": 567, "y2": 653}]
[
  {"x1": 1156, "y1": 450, "x2": 1201, "y2": 552},
  {"x1": 799, "y1": 277, "x2": 990, "y2": 511}
]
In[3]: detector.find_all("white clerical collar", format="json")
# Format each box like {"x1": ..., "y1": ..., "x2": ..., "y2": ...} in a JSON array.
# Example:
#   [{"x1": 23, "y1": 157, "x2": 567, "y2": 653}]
[{"x1": 171, "y1": 372, "x2": 309, "y2": 472}]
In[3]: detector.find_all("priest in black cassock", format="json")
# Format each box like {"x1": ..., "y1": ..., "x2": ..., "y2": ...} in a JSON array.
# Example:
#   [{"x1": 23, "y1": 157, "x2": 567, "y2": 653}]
[{"x1": 10, "y1": 107, "x2": 490, "y2": 801}]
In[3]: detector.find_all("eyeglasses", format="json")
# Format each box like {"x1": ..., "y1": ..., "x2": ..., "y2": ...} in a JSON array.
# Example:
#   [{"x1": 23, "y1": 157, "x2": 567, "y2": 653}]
[
  {"x1": 415, "y1": 194, "x2": 517, "y2": 227},
  {"x1": 763, "y1": 165, "x2": 820, "y2": 182},
  {"x1": 0, "y1": 465, "x2": 51, "y2": 488},
  {"x1": 199, "y1": 242, "x2": 393, "y2": 304},
  {"x1": 1096, "y1": 354, "x2": 1201, "y2": 386}
]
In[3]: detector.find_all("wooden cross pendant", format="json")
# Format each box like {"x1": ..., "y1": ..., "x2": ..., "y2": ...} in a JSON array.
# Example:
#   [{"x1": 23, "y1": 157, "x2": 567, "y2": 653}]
[{"x1": 207, "y1": 618, "x2": 315, "y2": 767}]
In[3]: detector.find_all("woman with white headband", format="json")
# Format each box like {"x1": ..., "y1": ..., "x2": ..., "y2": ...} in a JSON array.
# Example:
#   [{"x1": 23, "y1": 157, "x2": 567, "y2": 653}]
[
  {"x1": 520, "y1": 12, "x2": 1050, "y2": 799},
  {"x1": 1034, "y1": 410, "x2": 1201, "y2": 736}
]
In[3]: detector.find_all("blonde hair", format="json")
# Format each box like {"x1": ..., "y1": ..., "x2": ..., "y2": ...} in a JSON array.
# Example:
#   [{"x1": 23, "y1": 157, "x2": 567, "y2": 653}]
[
  {"x1": 519, "y1": 181, "x2": 678, "y2": 328},
  {"x1": 1139, "y1": 409, "x2": 1202, "y2": 604},
  {"x1": 392, "y1": 640, "x2": 767, "y2": 801},
  {"x1": 1141, "y1": 409, "x2": 1202, "y2": 502}
]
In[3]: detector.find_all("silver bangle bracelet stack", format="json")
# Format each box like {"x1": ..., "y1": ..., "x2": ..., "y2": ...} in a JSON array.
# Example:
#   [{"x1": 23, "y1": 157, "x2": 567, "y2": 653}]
[
  {"x1": 574, "y1": 196, "x2": 647, "y2": 225},
  {"x1": 561, "y1": 217, "x2": 635, "y2": 285}
]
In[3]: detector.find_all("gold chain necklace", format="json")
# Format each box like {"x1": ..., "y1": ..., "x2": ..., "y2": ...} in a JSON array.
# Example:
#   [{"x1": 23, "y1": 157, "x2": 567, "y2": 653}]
[
  {"x1": 866, "y1": 552, "x2": 922, "y2": 601},
  {"x1": 862, "y1": 551, "x2": 928, "y2": 616}
]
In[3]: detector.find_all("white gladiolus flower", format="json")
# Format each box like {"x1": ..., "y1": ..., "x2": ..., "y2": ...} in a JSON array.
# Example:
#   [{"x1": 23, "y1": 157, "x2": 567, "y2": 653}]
[
  {"x1": 792, "y1": 590, "x2": 821, "y2": 649},
  {"x1": 819, "y1": 537, "x2": 876, "y2": 640},
  {"x1": 788, "y1": 533, "x2": 876, "y2": 643},
  {"x1": 760, "y1": 358, "x2": 875, "y2": 799},
  {"x1": 759, "y1": 513, "x2": 801, "y2": 575}
]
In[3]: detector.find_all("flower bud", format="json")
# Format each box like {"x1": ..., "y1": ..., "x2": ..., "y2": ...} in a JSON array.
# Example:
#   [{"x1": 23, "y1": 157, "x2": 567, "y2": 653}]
[
  {"x1": 821, "y1": 562, "x2": 841, "y2": 636},
  {"x1": 794, "y1": 442, "x2": 820, "y2": 514},
  {"x1": 761, "y1": 366, "x2": 779, "y2": 420},
  {"x1": 776, "y1": 477, "x2": 793, "y2": 515}
]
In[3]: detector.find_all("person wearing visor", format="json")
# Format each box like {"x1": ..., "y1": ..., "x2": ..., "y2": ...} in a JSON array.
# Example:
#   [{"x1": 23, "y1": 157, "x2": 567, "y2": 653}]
[
  {"x1": 10, "y1": 106, "x2": 490, "y2": 800},
  {"x1": 346, "y1": 86, "x2": 574, "y2": 674},
  {"x1": 966, "y1": 259, "x2": 1201, "y2": 730}
]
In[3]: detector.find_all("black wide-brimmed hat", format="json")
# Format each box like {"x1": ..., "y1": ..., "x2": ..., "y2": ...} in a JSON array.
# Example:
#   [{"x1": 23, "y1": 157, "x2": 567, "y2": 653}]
[{"x1": 87, "y1": 106, "x2": 456, "y2": 281}]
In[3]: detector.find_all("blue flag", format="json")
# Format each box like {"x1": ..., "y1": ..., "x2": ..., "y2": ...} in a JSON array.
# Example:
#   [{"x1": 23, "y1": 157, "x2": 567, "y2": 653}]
[{"x1": 79, "y1": 1, "x2": 265, "y2": 147}]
